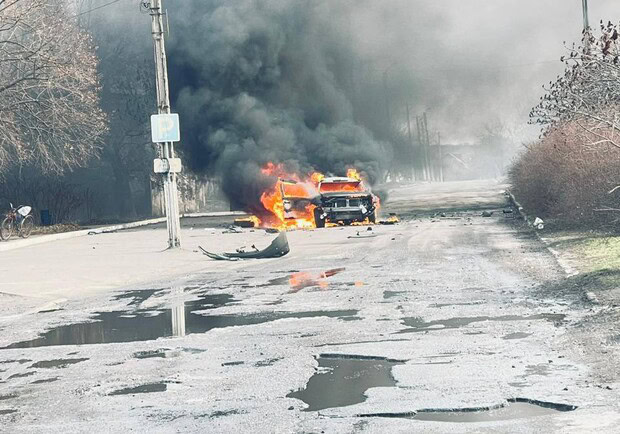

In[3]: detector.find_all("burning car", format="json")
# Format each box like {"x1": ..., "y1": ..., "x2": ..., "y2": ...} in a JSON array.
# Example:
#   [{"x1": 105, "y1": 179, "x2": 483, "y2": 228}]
[
  {"x1": 259, "y1": 163, "x2": 378, "y2": 230},
  {"x1": 312, "y1": 176, "x2": 377, "y2": 227}
]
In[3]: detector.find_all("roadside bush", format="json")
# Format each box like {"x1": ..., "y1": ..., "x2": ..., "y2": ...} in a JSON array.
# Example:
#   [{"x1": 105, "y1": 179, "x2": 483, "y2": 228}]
[{"x1": 509, "y1": 123, "x2": 620, "y2": 227}]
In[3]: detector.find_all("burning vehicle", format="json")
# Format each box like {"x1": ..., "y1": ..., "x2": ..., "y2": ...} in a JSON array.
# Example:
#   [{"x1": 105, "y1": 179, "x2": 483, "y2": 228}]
[
  {"x1": 254, "y1": 163, "x2": 379, "y2": 230},
  {"x1": 312, "y1": 176, "x2": 377, "y2": 227}
]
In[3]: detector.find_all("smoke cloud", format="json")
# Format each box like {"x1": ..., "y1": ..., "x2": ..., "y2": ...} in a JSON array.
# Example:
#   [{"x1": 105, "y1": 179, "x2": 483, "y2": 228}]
[
  {"x1": 167, "y1": 0, "x2": 393, "y2": 211},
  {"x1": 93, "y1": 0, "x2": 620, "y2": 211}
]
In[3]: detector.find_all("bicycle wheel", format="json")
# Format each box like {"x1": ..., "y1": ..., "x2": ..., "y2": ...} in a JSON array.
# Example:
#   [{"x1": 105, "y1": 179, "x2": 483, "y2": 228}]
[
  {"x1": 19, "y1": 215, "x2": 34, "y2": 238},
  {"x1": 0, "y1": 217, "x2": 13, "y2": 241}
]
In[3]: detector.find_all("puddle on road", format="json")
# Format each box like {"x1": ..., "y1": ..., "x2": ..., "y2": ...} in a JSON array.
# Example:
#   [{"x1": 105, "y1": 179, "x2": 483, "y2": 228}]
[
  {"x1": 383, "y1": 291, "x2": 406, "y2": 300},
  {"x1": 108, "y1": 382, "x2": 167, "y2": 396},
  {"x1": 31, "y1": 377, "x2": 59, "y2": 384},
  {"x1": 358, "y1": 398, "x2": 577, "y2": 422},
  {"x1": 7, "y1": 372, "x2": 35, "y2": 379},
  {"x1": 287, "y1": 354, "x2": 404, "y2": 412},
  {"x1": 503, "y1": 332, "x2": 532, "y2": 340},
  {"x1": 30, "y1": 358, "x2": 88, "y2": 369},
  {"x1": 0, "y1": 409, "x2": 17, "y2": 415},
  {"x1": 3, "y1": 289, "x2": 357, "y2": 348},
  {"x1": 399, "y1": 314, "x2": 566, "y2": 333}
]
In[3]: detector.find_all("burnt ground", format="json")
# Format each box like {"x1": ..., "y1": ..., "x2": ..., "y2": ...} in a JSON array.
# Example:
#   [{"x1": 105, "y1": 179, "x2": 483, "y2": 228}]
[{"x1": 0, "y1": 179, "x2": 619, "y2": 433}]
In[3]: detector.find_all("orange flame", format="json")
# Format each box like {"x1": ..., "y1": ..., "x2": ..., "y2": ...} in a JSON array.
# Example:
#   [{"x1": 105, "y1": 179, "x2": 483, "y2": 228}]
[
  {"x1": 259, "y1": 164, "x2": 321, "y2": 230},
  {"x1": 256, "y1": 163, "x2": 376, "y2": 231},
  {"x1": 346, "y1": 168, "x2": 363, "y2": 181}
]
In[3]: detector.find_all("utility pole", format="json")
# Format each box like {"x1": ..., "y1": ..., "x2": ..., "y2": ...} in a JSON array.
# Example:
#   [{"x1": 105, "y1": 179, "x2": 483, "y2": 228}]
[
  {"x1": 406, "y1": 103, "x2": 415, "y2": 181},
  {"x1": 437, "y1": 131, "x2": 444, "y2": 182},
  {"x1": 149, "y1": 0, "x2": 182, "y2": 248},
  {"x1": 382, "y1": 70, "x2": 392, "y2": 130},
  {"x1": 422, "y1": 112, "x2": 432, "y2": 181},
  {"x1": 582, "y1": 0, "x2": 590, "y2": 33}
]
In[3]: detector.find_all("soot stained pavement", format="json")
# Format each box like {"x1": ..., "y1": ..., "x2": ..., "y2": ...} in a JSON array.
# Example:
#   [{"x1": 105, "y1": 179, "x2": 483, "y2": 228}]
[{"x1": 0, "y1": 180, "x2": 619, "y2": 433}]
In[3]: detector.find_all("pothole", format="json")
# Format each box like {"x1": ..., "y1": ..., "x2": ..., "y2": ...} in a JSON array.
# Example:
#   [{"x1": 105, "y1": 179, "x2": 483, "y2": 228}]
[
  {"x1": 31, "y1": 377, "x2": 59, "y2": 384},
  {"x1": 108, "y1": 382, "x2": 167, "y2": 396},
  {"x1": 0, "y1": 409, "x2": 17, "y2": 415},
  {"x1": 29, "y1": 358, "x2": 88, "y2": 369},
  {"x1": 358, "y1": 398, "x2": 577, "y2": 422},
  {"x1": 399, "y1": 313, "x2": 566, "y2": 333},
  {"x1": 502, "y1": 332, "x2": 532, "y2": 340},
  {"x1": 286, "y1": 354, "x2": 405, "y2": 412}
]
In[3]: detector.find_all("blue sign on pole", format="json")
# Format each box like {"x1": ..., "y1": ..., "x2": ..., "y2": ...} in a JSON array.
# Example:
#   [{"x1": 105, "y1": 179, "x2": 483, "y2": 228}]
[{"x1": 151, "y1": 113, "x2": 180, "y2": 143}]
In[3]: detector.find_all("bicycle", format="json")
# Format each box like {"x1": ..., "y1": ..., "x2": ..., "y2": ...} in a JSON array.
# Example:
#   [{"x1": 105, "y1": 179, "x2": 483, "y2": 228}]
[{"x1": 0, "y1": 203, "x2": 34, "y2": 240}]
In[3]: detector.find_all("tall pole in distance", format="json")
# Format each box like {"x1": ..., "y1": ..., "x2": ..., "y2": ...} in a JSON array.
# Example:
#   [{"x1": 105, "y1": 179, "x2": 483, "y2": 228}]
[
  {"x1": 406, "y1": 103, "x2": 415, "y2": 181},
  {"x1": 582, "y1": 0, "x2": 590, "y2": 33},
  {"x1": 149, "y1": 0, "x2": 181, "y2": 248}
]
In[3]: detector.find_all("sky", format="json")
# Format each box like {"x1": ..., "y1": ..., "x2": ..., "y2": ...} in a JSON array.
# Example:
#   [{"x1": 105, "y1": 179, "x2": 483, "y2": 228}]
[{"x1": 89, "y1": 0, "x2": 620, "y2": 146}]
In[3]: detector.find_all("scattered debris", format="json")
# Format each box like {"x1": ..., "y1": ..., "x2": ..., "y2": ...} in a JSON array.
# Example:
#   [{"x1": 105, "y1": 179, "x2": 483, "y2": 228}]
[
  {"x1": 222, "y1": 225, "x2": 243, "y2": 234},
  {"x1": 348, "y1": 231, "x2": 378, "y2": 239},
  {"x1": 200, "y1": 232, "x2": 290, "y2": 260},
  {"x1": 533, "y1": 217, "x2": 545, "y2": 230}
]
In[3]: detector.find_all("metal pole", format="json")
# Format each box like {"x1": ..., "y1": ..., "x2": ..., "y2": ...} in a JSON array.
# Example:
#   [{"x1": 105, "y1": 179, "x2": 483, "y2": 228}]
[
  {"x1": 582, "y1": 0, "x2": 589, "y2": 32},
  {"x1": 437, "y1": 131, "x2": 444, "y2": 182},
  {"x1": 406, "y1": 103, "x2": 415, "y2": 181},
  {"x1": 149, "y1": 0, "x2": 181, "y2": 248},
  {"x1": 382, "y1": 70, "x2": 392, "y2": 130}
]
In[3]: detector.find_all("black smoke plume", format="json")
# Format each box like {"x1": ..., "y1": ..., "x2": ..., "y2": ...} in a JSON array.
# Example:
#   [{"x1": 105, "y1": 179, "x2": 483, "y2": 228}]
[{"x1": 167, "y1": 0, "x2": 389, "y2": 211}]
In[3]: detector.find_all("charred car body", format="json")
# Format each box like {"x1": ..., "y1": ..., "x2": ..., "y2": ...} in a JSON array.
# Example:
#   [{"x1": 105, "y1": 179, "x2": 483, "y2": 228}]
[
  {"x1": 312, "y1": 177, "x2": 377, "y2": 227},
  {"x1": 280, "y1": 176, "x2": 378, "y2": 227}
]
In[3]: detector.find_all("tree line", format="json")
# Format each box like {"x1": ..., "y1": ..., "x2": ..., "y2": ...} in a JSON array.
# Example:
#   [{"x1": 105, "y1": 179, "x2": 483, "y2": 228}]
[{"x1": 511, "y1": 21, "x2": 620, "y2": 227}]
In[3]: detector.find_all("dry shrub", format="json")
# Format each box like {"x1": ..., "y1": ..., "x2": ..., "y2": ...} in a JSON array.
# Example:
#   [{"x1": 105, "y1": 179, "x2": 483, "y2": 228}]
[{"x1": 509, "y1": 123, "x2": 620, "y2": 226}]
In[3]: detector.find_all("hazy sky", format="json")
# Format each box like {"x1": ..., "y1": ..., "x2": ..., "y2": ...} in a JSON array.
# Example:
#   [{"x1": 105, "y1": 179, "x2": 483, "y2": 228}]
[
  {"x1": 91, "y1": 0, "x2": 620, "y2": 147},
  {"x1": 346, "y1": 0, "x2": 620, "y2": 143}
]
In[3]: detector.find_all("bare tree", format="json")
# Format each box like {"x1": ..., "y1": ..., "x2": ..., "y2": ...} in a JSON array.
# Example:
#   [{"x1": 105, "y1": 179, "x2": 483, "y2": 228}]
[
  {"x1": 0, "y1": 0, "x2": 107, "y2": 175},
  {"x1": 531, "y1": 21, "x2": 620, "y2": 148}
]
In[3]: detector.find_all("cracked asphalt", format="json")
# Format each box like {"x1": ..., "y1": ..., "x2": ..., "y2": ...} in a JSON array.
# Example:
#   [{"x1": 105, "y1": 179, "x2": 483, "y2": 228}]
[{"x1": 1, "y1": 179, "x2": 619, "y2": 433}]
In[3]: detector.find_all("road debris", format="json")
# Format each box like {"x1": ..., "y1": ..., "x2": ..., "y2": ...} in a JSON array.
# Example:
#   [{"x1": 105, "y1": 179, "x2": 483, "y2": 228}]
[
  {"x1": 379, "y1": 213, "x2": 400, "y2": 225},
  {"x1": 199, "y1": 232, "x2": 290, "y2": 260},
  {"x1": 482, "y1": 211, "x2": 494, "y2": 217},
  {"x1": 348, "y1": 230, "x2": 378, "y2": 239},
  {"x1": 533, "y1": 217, "x2": 545, "y2": 230},
  {"x1": 222, "y1": 225, "x2": 243, "y2": 234}
]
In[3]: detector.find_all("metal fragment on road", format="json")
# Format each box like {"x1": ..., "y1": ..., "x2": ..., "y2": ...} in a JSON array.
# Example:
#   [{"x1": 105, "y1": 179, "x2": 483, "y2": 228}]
[{"x1": 199, "y1": 232, "x2": 290, "y2": 260}]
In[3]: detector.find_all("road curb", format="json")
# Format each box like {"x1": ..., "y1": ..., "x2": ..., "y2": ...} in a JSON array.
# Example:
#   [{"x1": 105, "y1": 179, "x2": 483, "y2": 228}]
[
  {"x1": 0, "y1": 211, "x2": 247, "y2": 252},
  {"x1": 507, "y1": 190, "x2": 579, "y2": 278},
  {"x1": 506, "y1": 190, "x2": 529, "y2": 223}
]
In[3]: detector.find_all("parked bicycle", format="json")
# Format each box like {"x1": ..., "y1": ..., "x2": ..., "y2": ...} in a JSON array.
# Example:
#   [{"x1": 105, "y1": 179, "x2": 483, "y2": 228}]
[{"x1": 0, "y1": 203, "x2": 34, "y2": 240}]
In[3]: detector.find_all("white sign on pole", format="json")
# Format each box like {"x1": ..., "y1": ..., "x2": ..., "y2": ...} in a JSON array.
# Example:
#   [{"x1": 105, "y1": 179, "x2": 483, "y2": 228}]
[
  {"x1": 154, "y1": 158, "x2": 182, "y2": 173},
  {"x1": 151, "y1": 113, "x2": 180, "y2": 143}
]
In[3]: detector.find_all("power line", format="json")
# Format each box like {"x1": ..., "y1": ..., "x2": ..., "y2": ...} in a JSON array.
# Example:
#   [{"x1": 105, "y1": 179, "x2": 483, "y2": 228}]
[{"x1": 72, "y1": 0, "x2": 123, "y2": 18}]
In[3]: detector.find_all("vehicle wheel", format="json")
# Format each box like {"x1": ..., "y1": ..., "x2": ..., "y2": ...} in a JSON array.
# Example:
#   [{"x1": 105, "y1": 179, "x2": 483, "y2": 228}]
[
  {"x1": 313, "y1": 208, "x2": 325, "y2": 228},
  {"x1": 19, "y1": 215, "x2": 34, "y2": 238},
  {"x1": 0, "y1": 218, "x2": 13, "y2": 241},
  {"x1": 343, "y1": 220, "x2": 352, "y2": 226},
  {"x1": 368, "y1": 210, "x2": 377, "y2": 224}
]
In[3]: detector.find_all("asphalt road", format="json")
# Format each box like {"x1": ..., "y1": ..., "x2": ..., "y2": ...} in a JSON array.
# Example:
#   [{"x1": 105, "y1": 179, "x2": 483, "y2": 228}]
[{"x1": 0, "y1": 179, "x2": 619, "y2": 433}]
